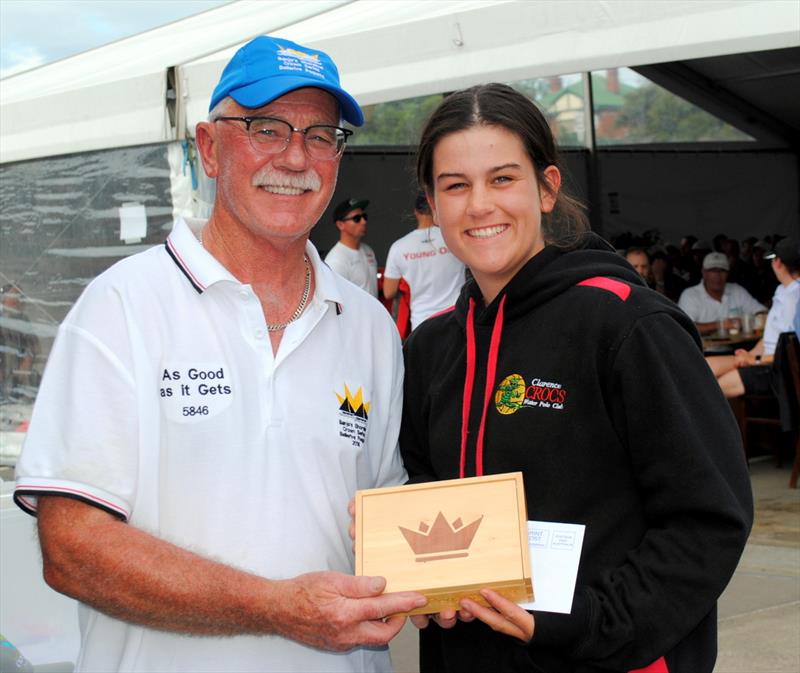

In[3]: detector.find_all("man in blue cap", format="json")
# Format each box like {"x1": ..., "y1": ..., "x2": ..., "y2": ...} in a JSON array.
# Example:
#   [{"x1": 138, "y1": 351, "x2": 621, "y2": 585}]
[{"x1": 14, "y1": 36, "x2": 425, "y2": 672}]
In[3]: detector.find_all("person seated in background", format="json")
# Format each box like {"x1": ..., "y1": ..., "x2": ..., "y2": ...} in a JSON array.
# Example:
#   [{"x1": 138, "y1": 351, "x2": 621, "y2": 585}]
[
  {"x1": 624, "y1": 247, "x2": 654, "y2": 286},
  {"x1": 383, "y1": 193, "x2": 466, "y2": 332},
  {"x1": 740, "y1": 236, "x2": 758, "y2": 266},
  {"x1": 325, "y1": 197, "x2": 379, "y2": 297},
  {"x1": 678, "y1": 251, "x2": 766, "y2": 336},
  {"x1": 650, "y1": 248, "x2": 687, "y2": 303},
  {"x1": 687, "y1": 239, "x2": 712, "y2": 285},
  {"x1": 723, "y1": 238, "x2": 759, "y2": 299},
  {"x1": 0, "y1": 284, "x2": 40, "y2": 401},
  {"x1": 676, "y1": 235, "x2": 698, "y2": 283},
  {"x1": 752, "y1": 238, "x2": 780, "y2": 304},
  {"x1": 706, "y1": 238, "x2": 800, "y2": 398}
]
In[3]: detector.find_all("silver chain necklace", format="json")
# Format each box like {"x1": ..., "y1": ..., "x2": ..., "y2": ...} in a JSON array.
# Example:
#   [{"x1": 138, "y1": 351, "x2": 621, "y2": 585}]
[{"x1": 267, "y1": 255, "x2": 311, "y2": 332}]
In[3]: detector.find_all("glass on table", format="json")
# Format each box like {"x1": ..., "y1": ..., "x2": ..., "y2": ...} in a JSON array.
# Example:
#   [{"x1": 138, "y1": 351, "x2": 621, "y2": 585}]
[{"x1": 727, "y1": 308, "x2": 742, "y2": 336}]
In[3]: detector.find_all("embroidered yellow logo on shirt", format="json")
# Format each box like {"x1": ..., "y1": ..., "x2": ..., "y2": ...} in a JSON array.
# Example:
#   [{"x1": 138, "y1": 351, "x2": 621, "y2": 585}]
[
  {"x1": 336, "y1": 384, "x2": 370, "y2": 419},
  {"x1": 337, "y1": 384, "x2": 370, "y2": 447}
]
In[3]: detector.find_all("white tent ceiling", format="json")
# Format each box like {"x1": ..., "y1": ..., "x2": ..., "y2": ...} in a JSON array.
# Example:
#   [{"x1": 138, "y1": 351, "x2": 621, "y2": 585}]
[{"x1": 1, "y1": 0, "x2": 798, "y2": 164}]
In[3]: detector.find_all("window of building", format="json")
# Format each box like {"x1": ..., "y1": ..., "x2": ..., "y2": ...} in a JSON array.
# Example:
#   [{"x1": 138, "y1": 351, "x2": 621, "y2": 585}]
[{"x1": 515, "y1": 74, "x2": 588, "y2": 148}]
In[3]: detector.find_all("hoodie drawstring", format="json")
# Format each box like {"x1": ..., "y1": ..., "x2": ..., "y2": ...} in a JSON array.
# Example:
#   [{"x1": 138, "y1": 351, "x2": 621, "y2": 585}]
[{"x1": 459, "y1": 294, "x2": 506, "y2": 478}]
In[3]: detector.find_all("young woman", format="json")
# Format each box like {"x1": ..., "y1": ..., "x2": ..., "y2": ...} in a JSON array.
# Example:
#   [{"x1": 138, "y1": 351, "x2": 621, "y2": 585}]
[{"x1": 401, "y1": 83, "x2": 753, "y2": 673}]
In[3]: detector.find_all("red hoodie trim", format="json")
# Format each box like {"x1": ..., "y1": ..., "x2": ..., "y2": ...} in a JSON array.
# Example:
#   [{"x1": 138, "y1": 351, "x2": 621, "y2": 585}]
[
  {"x1": 577, "y1": 276, "x2": 631, "y2": 301},
  {"x1": 460, "y1": 299, "x2": 477, "y2": 479},
  {"x1": 460, "y1": 295, "x2": 506, "y2": 478},
  {"x1": 428, "y1": 305, "x2": 456, "y2": 320},
  {"x1": 475, "y1": 295, "x2": 506, "y2": 476},
  {"x1": 630, "y1": 656, "x2": 669, "y2": 673}
]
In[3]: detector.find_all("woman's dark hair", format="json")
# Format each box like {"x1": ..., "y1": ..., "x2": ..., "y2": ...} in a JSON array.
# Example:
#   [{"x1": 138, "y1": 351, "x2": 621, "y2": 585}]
[{"x1": 416, "y1": 83, "x2": 588, "y2": 248}]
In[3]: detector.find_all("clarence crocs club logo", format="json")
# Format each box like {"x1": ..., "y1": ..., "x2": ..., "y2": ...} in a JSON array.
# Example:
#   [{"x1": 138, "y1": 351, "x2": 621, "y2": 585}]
[{"x1": 495, "y1": 373, "x2": 568, "y2": 414}]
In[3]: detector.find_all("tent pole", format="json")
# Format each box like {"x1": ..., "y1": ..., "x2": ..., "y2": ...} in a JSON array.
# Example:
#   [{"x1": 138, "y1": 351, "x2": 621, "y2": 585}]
[{"x1": 582, "y1": 71, "x2": 602, "y2": 237}]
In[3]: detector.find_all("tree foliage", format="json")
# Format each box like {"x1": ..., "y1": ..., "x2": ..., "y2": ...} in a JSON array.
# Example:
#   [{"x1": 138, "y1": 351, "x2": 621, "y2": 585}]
[
  {"x1": 349, "y1": 95, "x2": 444, "y2": 146},
  {"x1": 612, "y1": 85, "x2": 750, "y2": 143}
]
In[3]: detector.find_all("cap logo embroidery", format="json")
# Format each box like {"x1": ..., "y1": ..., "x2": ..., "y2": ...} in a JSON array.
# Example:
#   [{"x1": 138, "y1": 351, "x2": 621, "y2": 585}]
[{"x1": 276, "y1": 44, "x2": 325, "y2": 78}]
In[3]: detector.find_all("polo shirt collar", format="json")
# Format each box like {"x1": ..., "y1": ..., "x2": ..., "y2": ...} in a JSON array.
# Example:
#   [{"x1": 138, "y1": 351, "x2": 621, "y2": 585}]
[
  {"x1": 166, "y1": 217, "x2": 349, "y2": 311},
  {"x1": 165, "y1": 217, "x2": 237, "y2": 293}
]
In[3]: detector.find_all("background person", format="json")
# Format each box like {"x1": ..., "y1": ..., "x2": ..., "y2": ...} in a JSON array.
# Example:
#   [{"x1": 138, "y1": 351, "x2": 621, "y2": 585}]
[
  {"x1": 325, "y1": 197, "x2": 379, "y2": 296},
  {"x1": 383, "y1": 193, "x2": 466, "y2": 331},
  {"x1": 13, "y1": 35, "x2": 425, "y2": 673},
  {"x1": 0, "y1": 284, "x2": 40, "y2": 401},
  {"x1": 707, "y1": 237, "x2": 800, "y2": 397},
  {"x1": 401, "y1": 83, "x2": 752, "y2": 673},
  {"x1": 678, "y1": 251, "x2": 766, "y2": 336},
  {"x1": 650, "y1": 247, "x2": 687, "y2": 303},
  {"x1": 623, "y1": 247, "x2": 653, "y2": 287}
]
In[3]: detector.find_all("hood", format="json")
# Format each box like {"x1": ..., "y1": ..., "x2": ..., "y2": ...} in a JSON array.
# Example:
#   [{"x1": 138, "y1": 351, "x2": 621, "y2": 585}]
[{"x1": 454, "y1": 233, "x2": 645, "y2": 326}]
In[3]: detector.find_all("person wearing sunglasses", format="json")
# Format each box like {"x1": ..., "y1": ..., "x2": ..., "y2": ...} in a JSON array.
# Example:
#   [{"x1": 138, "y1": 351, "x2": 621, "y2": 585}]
[
  {"x1": 325, "y1": 198, "x2": 379, "y2": 297},
  {"x1": 13, "y1": 35, "x2": 425, "y2": 673}
]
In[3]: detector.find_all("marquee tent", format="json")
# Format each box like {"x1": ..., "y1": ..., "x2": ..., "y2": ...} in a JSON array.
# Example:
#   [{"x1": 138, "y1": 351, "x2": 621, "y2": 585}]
[{"x1": 2, "y1": 0, "x2": 799, "y2": 164}]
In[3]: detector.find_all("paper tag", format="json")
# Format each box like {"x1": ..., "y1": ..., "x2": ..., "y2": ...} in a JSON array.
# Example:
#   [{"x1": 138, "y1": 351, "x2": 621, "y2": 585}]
[{"x1": 518, "y1": 520, "x2": 585, "y2": 614}]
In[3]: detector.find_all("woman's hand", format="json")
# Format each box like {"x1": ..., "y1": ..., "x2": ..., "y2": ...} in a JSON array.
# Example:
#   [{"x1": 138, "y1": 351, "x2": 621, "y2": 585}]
[
  {"x1": 410, "y1": 608, "x2": 460, "y2": 630},
  {"x1": 348, "y1": 498, "x2": 356, "y2": 554},
  {"x1": 459, "y1": 589, "x2": 534, "y2": 643}
]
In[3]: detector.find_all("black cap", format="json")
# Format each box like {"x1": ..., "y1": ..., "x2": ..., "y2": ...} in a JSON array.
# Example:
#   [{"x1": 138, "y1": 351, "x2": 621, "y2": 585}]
[
  {"x1": 333, "y1": 197, "x2": 369, "y2": 222},
  {"x1": 764, "y1": 237, "x2": 800, "y2": 267},
  {"x1": 414, "y1": 192, "x2": 431, "y2": 214}
]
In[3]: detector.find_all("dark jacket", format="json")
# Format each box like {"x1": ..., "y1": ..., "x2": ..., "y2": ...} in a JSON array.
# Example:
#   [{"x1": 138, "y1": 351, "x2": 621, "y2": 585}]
[{"x1": 401, "y1": 234, "x2": 753, "y2": 673}]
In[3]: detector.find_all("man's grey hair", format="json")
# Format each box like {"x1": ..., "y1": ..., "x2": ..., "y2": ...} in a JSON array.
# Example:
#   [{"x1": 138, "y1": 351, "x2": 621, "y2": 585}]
[
  {"x1": 208, "y1": 93, "x2": 345, "y2": 126},
  {"x1": 208, "y1": 97, "x2": 235, "y2": 122}
]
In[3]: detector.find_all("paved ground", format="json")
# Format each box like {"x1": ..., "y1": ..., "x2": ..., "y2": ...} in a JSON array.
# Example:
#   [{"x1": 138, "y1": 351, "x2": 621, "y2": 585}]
[
  {"x1": 389, "y1": 457, "x2": 800, "y2": 673},
  {"x1": 716, "y1": 457, "x2": 800, "y2": 673}
]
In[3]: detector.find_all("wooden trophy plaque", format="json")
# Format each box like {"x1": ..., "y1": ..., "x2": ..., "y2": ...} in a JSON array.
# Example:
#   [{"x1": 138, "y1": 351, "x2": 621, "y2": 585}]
[{"x1": 355, "y1": 472, "x2": 533, "y2": 615}]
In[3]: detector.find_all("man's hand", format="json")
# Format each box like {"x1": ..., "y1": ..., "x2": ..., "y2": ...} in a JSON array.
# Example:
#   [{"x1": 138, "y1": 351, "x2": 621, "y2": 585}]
[
  {"x1": 36, "y1": 496, "x2": 426, "y2": 647},
  {"x1": 271, "y1": 572, "x2": 427, "y2": 651}
]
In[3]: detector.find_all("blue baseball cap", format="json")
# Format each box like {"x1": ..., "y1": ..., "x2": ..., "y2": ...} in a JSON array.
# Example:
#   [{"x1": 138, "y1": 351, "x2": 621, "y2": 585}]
[{"x1": 209, "y1": 36, "x2": 364, "y2": 126}]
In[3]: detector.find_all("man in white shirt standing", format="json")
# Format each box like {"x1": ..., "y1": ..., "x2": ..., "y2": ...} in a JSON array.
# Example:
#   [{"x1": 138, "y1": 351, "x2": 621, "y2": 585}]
[
  {"x1": 13, "y1": 35, "x2": 425, "y2": 673},
  {"x1": 325, "y1": 198, "x2": 378, "y2": 296},
  {"x1": 383, "y1": 194, "x2": 466, "y2": 331},
  {"x1": 678, "y1": 251, "x2": 766, "y2": 335}
]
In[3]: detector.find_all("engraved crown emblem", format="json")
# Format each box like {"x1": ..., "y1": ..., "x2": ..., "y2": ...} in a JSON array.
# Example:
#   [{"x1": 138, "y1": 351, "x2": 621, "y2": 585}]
[{"x1": 398, "y1": 511, "x2": 483, "y2": 562}]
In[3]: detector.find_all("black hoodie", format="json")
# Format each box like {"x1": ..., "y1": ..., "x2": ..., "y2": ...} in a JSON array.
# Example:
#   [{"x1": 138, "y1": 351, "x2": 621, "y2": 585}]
[{"x1": 401, "y1": 235, "x2": 753, "y2": 673}]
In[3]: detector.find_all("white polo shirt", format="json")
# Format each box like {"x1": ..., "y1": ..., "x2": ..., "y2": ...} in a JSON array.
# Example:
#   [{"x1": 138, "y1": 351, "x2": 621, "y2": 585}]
[
  {"x1": 763, "y1": 279, "x2": 800, "y2": 355},
  {"x1": 677, "y1": 281, "x2": 766, "y2": 323},
  {"x1": 324, "y1": 242, "x2": 378, "y2": 297},
  {"x1": 384, "y1": 227, "x2": 466, "y2": 329},
  {"x1": 14, "y1": 218, "x2": 405, "y2": 673}
]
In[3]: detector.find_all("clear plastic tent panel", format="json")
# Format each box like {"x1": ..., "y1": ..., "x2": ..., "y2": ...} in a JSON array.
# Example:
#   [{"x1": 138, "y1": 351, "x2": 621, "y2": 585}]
[{"x1": 0, "y1": 144, "x2": 173, "y2": 467}]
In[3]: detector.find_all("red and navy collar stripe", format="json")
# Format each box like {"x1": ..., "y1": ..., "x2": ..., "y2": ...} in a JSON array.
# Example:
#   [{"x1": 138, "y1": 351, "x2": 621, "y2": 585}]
[{"x1": 165, "y1": 238, "x2": 206, "y2": 294}]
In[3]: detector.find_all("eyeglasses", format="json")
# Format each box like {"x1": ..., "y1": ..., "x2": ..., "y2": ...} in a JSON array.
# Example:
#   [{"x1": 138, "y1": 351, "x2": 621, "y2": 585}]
[
  {"x1": 341, "y1": 213, "x2": 368, "y2": 224},
  {"x1": 214, "y1": 116, "x2": 352, "y2": 160}
]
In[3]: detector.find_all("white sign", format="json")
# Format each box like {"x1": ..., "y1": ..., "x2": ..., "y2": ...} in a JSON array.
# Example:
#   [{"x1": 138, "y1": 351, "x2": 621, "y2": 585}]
[{"x1": 119, "y1": 202, "x2": 147, "y2": 243}]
